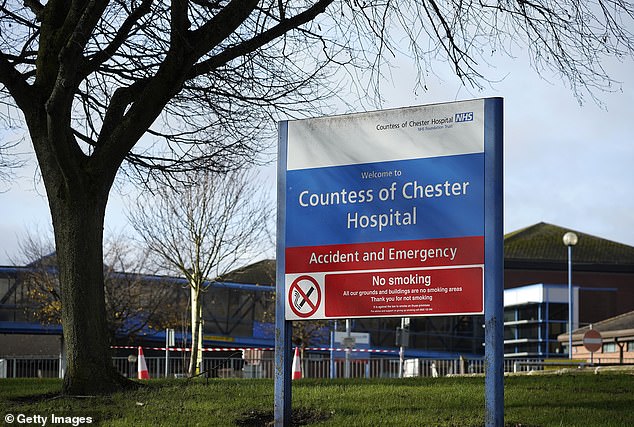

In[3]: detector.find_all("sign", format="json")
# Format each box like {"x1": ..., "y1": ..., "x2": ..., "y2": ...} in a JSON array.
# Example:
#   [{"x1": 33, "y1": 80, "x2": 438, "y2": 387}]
[
  {"x1": 333, "y1": 331, "x2": 370, "y2": 359},
  {"x1": 583, "y1": 329, "x2": 603, "y2": 353},
  {"x1": 334, "y1": 331, "x2": 370, "y2": 346},
  {"x1": 275, "y1": 98, "x2": 504, "y2": 426},
  {"x1": 288, "y1": 275, "x2": 322, "y2": 318},
  {"x1": 341, "y1": 337, "x2": 356, "y2": 349},
  {"x1": 166, "y1": 328, "x2": 175, "y2": 346},
  {"x1": 281, "y1": 99, "x2": 497, "y2": 320}
]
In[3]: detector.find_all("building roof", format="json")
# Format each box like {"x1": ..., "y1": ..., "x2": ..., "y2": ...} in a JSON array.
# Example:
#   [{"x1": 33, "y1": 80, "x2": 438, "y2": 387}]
[
  {"x1": 218, "y1": 259, "x2": 276, "y2": 285},
  {"x1": 559, "y1": 310, "x2": 634, "y2": 343},
  {"x1": 0, "y1": 321, "x2": 63, "y2": 335},
  {"x1": 504, "y1": 222, "x2": 634, "y2": 271},
  {"x1": 503, "y1": 283, "x2": 570, "y2": 307}
]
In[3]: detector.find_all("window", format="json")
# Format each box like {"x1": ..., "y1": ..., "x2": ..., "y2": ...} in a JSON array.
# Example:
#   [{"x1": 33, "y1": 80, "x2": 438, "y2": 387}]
[
  {"x1": 517, "y1": 323, "x2": 539, "y2": 340},
  {"x1": 504, "y1": 326, "x2": 517, "y2": 340},
  {"x1": 548, "y1": 322, "x2": 567, "y2": 336},
  {"x1": 504, "y1": 308, "x2": 516, "y2": 322},
  {"x1": 549, "y1": 303, "x2": 568, "y2": 321},
  {"x1": 602, "y1": 342, "x2": 616, "y2": 353},
  {"x1": 518, "y1": 305, "x2": 538, "y2": 321},
  {"x1": 627, "y1": 341, "x2": 634, "y2": 352},
  {"x1": 548, "y1": 342, "x2": 563, "y2": 356},
  {"x1": 516, "y1": 342, "x2": 539, "y2": 354}
]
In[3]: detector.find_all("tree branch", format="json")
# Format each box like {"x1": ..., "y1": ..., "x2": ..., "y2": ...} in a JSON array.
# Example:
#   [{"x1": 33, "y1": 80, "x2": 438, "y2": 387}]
[
  {"x1": 189, "y1": 0, "x2": 260, "y2": 59},
  {"x1": 189, "y1": 0, "x2": 335, "y2": 77},
  {"x1": 85, "y1": 0, "x2": 153, "y2": 75},
  {"x1": 0, "y1": 53, "x2": 36, "y2": 113},
  {"x1": 23, "y1": 0, "x2": 44, "y2": 19}
]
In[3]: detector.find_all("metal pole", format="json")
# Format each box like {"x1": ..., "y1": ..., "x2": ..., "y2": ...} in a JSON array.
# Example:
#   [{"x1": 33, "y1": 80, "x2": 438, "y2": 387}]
[
  {"x1": 398, "y1": 344, "x2": 404, "y2": 378},
  {"x1": 165, "y1": 331, "x2": 169, "y2": 378},
  {"x1": 59, "y1": 335, "x2": 66, "y2": 379},
  {"x1": 590, "y1": 324, "x2": 594, "y2": 365},
  {"x1": 484, "y1": 97, "x2": 504, "y2": 427},
  {"x1": 274, "y1": 317, "x2": 292, "y2": 426},
  {"x1": 568, "y1": 245, "x2": 573, "y2": 359},
  {"x1": 344, "y1": 319, "x2": 351, "y2": 378},
  {"x1": 330, "y1": 321, "x2": 336, "y2": 379},
  {"x1": 165, "y1": 328, "x2": 174, "y2": 378},
  {"x1": 198, "y1": 318, "x2": 204, "y2": 373},
  {"x1": 398, "y1": 317, "x2": 406, "y2": 378},
  {"x1": 274, "y1": 120, "x2": 292, "y2": 426}
]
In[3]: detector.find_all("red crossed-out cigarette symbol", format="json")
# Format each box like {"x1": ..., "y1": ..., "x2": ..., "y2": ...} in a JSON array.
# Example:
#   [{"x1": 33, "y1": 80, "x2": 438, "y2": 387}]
[{"x1": 289, "y1": 275, "x2": 321, "y2": 318}]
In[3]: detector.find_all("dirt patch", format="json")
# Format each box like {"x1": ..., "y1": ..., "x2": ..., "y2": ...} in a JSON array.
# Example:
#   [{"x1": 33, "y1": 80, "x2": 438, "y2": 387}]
[{"x1": 235, "y1": 408, "x2": 332, "y2": 426}]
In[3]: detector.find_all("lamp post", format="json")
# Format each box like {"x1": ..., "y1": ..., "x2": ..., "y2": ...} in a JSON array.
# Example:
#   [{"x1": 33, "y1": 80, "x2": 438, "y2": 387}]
[{"x1": 563, "y1": 231, "x2": 578, "y2": 359}]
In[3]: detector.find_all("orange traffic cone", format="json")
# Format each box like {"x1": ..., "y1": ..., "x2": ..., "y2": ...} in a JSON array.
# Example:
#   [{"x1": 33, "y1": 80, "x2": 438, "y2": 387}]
[
  {"x1": 291, "y1": 347, "x2": 302, "y2": 380},
  {"x1": 137, "y1": 346, "x2": 150, "y2": 379}
]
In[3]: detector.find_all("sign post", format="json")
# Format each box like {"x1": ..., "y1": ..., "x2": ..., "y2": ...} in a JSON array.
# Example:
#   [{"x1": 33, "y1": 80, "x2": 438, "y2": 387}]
[
  {"x1": 583, "y1": 328, "x2": 603, "y2": 364},
  {"x1": 398, "y1": 317, "x2": 410, "y2": 378},
  {"x1": 484, "y1": 99, "x2": 505, "y2": 427},
  {"x1": 165, "y1": 328, "x2": 174, "y2": 378},
  {"x1": 276, "y1": 98, "x2": 503, "y2": 426},
  {"x1": 275, "y1": 123, "x2": 292, "y2": 426}
]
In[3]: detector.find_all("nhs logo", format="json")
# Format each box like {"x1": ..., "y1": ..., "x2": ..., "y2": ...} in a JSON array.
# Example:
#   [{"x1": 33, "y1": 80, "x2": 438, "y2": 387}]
[{"x1": 455, "y1": 112, "x2": 474, "y2": 122}]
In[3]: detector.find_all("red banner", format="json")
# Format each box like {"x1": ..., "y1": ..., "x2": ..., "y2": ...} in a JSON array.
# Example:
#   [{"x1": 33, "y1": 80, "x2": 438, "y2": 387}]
[
  {"x1": 286, "y1": 236, "x2": 483, "y2": 274},
  {"x1": 324, "y1": 267, "x2": 483, "y2": 317}
]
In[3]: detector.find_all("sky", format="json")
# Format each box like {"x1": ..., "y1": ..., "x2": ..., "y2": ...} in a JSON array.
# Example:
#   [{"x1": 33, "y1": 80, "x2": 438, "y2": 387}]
[{"x1": 1, "y1": 42, "x2": 634, "y2": 266}]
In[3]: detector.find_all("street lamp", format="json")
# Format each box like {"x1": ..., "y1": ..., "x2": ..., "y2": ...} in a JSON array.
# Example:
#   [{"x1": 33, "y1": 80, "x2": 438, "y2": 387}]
[{"x1": 563, "y1": 231, "x2": 578, "y2": 359}]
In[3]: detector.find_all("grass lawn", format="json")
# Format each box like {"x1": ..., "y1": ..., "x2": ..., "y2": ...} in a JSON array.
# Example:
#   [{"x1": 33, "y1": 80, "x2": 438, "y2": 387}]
[{"x1": 1, "y1": 371, "x2": 633, "y2": 426}]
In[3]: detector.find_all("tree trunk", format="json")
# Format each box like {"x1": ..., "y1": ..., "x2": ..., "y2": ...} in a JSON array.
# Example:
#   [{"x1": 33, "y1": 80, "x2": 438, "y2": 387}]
[
  {"x1": 49, "y1": 183, "x2": 132, "y2": 394},
  {"x1": 188, "y1": 286, "x2": 203, "y2": 377}
]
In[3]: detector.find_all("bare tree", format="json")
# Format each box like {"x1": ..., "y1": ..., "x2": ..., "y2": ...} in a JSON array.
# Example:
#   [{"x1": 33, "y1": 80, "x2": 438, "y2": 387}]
[
  {"x1": 14, "y1": 229, "x2": 60, "y2": 324},
  {"x1": 0, "y1": 138, "x2": 25, "y2": 190},
  {"x1": 101, "y1": 236, "x2": 185, "y2": 342},
  {"x1": 128, "y1": 168, "x2": 272, "y2": 377},
  {"x1": 16, "y1": 231, "x2": 181, "y2": 342},
  {"x1": 1, "y1": 0, "x2": 632, "y2": 393}
]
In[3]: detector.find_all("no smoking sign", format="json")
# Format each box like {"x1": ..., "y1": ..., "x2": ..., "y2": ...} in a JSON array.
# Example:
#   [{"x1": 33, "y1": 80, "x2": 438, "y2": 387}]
[{"x1": 288, "y1": 275, "x2": 322, "y2": 319}]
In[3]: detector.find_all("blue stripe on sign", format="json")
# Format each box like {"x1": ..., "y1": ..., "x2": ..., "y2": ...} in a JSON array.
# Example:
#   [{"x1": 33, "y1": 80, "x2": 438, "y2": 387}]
[{"x1": 286, "y1": 153, "x2": 484, "y2": 247}]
